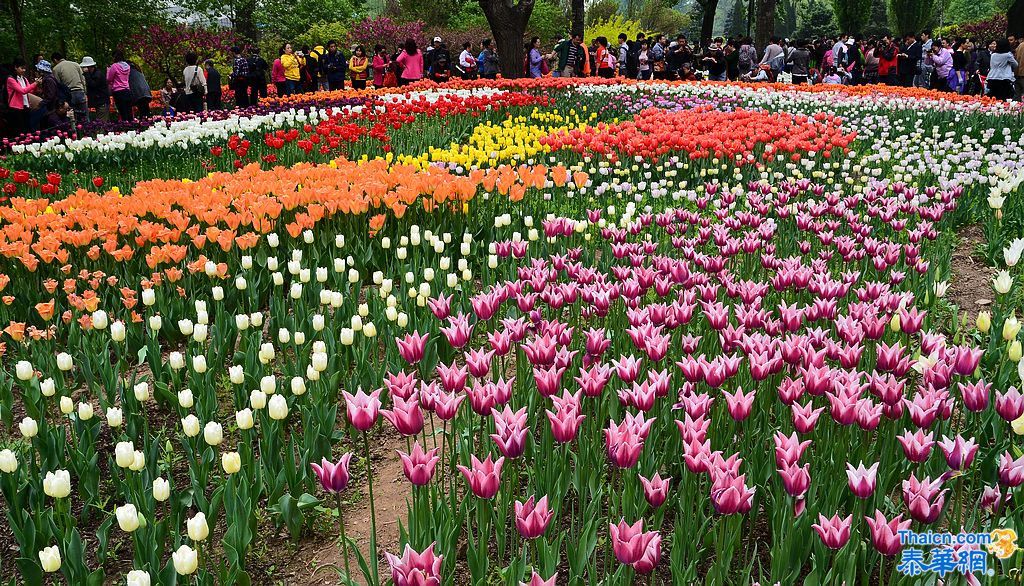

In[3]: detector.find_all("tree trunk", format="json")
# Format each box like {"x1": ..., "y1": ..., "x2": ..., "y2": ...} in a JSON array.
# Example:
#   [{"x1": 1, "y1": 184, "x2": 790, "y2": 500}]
[
  {"x1": 479, "y1": 0, "x2": 536, "y2": 79},
  {"x1": 571, "y1": 0, "x2": 585, "y2": 39},
  {"x1": 1009, "y1": 0, "x2": 1023, "y2": 37},
  {"x1": 754, "y1": 0, "x2": 777, "y2": 49},
  {"x1": 700, "y1": 0, "x2": 719, "y2": 46},
  {"x1": 8, "y1": 0, "x2": 25, "y2": 63}
]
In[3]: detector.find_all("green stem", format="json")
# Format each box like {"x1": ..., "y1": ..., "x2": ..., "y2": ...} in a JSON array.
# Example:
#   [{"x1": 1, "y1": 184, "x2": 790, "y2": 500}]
[
  {"x1": 363, "y1": 431, "x2": 379, "y2": 585},
  {"x1": 336, "y1": 493, "x2": 352, "y2": 583}
]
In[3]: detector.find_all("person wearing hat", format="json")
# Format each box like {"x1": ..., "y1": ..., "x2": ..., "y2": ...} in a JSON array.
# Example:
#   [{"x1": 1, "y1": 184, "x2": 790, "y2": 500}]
[
  {"x1": 106, "y1": 50, "x2": 133, "y2": 120},
  {"x1": 424, "y1": 37, "x2": 450, "y2": 77},
  {"x1": 51, "y1": 52, "x2": 88, "y2": 123},
  {"x1": 81, "y1": 56, "x2": 109, "y2": 121},
  {"x1": 33, "y1": 60, "x2": 60, "y2": 130}
]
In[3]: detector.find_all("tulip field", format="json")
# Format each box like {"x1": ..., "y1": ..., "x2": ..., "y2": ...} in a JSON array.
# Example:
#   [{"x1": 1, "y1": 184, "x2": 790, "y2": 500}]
[{"x1": 1, "y1": 78, "x2": 1024, "y2": 586}]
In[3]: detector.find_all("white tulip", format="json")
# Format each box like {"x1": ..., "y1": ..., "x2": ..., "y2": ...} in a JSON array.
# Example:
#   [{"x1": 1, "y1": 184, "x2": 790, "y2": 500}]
[
  {"x1": 340, "y1": 328, "x2": 354, "y2": 345},
  {"x1": 129, "y1": 451, "x2": 146, "y2": 471},
  {"x1": 134, "y1": 382, "x2": 150, "y2": 402},
  {"x1": 290, "y1": 377, "x2": 306, "y2": 395},
  {"x1": 19, "y1": 416, "x2": 38, "y2": 438},
  {"x1": 152, "y1": 477, "x2": 170, "y2": 501},
  {"x1": 56, "y1": 352, "x2": 73, "y2": 371},
  {"x1": 60, "y1": 396, "x2": 74, "y2": 414},
  {"x1": 92, "y1": 310, "x2": 109, "y2": 330},
  {"x1": 77, "y1": 402, "x2": 94, "y2": 421},
  {"x1": 148, "y1": 315, "x2": 163, "y2": 331},
  {"x1": 187, "y1": 512, "x2": 209, "y2": 541},
  {"x1": 106, "y1": 408, "x2": 123, "y2": 428},
  {"x1": 212, "y1": 286, "x2": 224, "y2": 301},
  {"x1": 250, "y1": 390, "x2": 267, "y2": 410},
  {"x1": 193, "y1": 323, "x2": 208, "y2": 342},
  {"x1": 268, "y1": 394, "x2": 289, "y2": 420},
  {"x1": 15, "y1": 360, "x2": 33, "y2": 381},
  {"x1": 115, "y1": 441, "x2": 135, "y2": 468},
  {"x1": 110, "y1": 321, "x2": 126, "y2": 342},
  {"x1": 229, "y1": 365, "x2": 245, "y2": 385},
  {"x1": 0, "y1": 449, "x2": 17, "y2": 473},
  {"x1": 38, "y1": 545, "x2": 61, "y2": 573},
  {"x1": 172, "y1": 544, "x2": 198, "y2": 575},
  {"x1": 177, "y1": 388, "x2": 194, "y2": 408},
  {"x1": 126, "y1": 570, "x2": 151, "y2": 586},
  {"x1": 177, "y1": 319, "x2": 194, "y2": 336},
  {"x1": 43, "y1": 469, "x2": 71, "y2": 498},
  {"x1": 40, "y1": 378, "x2": 55, "y2": 396},
  {"x1": 169, "y1": 352, "x2": 185, "y2": 370},
  {"x1": 192, "y1": 355, "x2": 207, "y2": 373},
  {"x1": 236, "y1": 408, "x2": 254, "y2": 430},
  {"x1": 141, "y1": 288, "x2": 156, "y2": 306},
  {"x1": 181, "y1": 415, "x2": 200, "y2": 437},
  {"x1": 203, "y1": 421, "x2": 223, "y2": 446},
  {"x1": 116, "y1": 503, "x2": 140, "y2": 532},
  {"x1": 260, "y1": 375, "x2": 276, "y2": 395},
  {"x1": 250, "y1": 312, "x2": 263, "y2": 327},
  {"x1": 294, "y1": 331, "x2": 305, "y2": 345}
]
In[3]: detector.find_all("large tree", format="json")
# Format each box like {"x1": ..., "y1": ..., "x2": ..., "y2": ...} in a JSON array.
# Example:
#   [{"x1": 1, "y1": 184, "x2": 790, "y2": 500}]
[
  {"x1": 886, "y1": 0, "x2": 935, "y2": 36},
  {"x1": 724, "y1": 0, "x2": 746, "y2": 37},
  {"x1": 695, "y1": 0, "x2": 720, "y2": 45},
  {"x1": 571, "y1": 0, "x2": 584, "y2": 37},
  {"x1": 479, "y1": 0, "x2": 535, "y2": 78},
  {"x1": 1009, "y1": 0, "x2": 1023, "y2": 36},
  {"x1": 831, "y1": 0, "x2": 872, "y2": 33},
  {"x1": 754, "y1": 0, "x2": 777, "y2": 47}
]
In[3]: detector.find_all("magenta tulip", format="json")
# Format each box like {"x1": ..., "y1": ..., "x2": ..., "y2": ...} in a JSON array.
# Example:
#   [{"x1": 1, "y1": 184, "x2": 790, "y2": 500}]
[
  {"x1": 342, "y1": 388, "x2": 381, "y2": 432},
  {"x1": 846, "y1": 461, "x2": 879, "y2": 498},
  {"x1": 639, "y1": 472, "x2": 671, "y2": 507},
  {"x1": 865, "y1": 510, "x2": 911, "y2": 556},
  {"x1": 395, "y1": 331, "x2": 428, "y2": 365},
  {"x1": 310, "y1": 453, "x2": 352, "y2": 494},
  {"x1": 457, "y1": 454, "x2": 504, "y2": 499},
  {"x1": 385, "y1": 542, "x2": 443, "y2": 586},
  {"x1": 381, "y1": 395, "x2": 425, "y2": 436},
  {"x1": 514, "y1": 495, "x2": 554, "y2": 539},
  {"x1": 812, "y1": 513, "x2": 852, "y2": 549},
  {"x1": 397, "y1": 443, "x2": 440, "y2": 486}
]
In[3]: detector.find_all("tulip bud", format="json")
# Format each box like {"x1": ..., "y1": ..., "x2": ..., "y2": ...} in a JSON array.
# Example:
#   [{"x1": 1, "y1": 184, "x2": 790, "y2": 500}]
[
  {"x1": 236, "y1": 408, "x2": 254, "y2": 430},
  {"x1": 978, "y1": 311, "x2": 992, "y2": 333},
  {"x1": 250, "y1": 390, "x2": 267, "y2": 410},
  {"x1": 204, "y1": 421, "x2": 223, "y2": 446},
  {"x1": 192, "y1": 323, "x2": 208, "y2": 343},
  {"x1": 127, "y1": 570, "x2": 151, "y2": 586},
  {"x1": 212, "y1": 286, "x2": 224, "y2": 301},
  {"x1": 106, "y1": 407, "x2": 123, "y2": 428},
  {"x1": 152, "y1": 477, "x2": 170, "y2": 501},
  {"x1": 890, "y1": 313, "x2": 901, "y2": 332},
  {"x1": 169, "y1": 352, "x2": 185, "y2": 370},
  {"x1": 172, "y1": 544, "x2": 198, "y2": 575},
  {"x1": 40, "y1": 378, "x2": 55, "y2": 397},
  {"x1": 134, "y1": 382, "x2": 150, "y2": 402},
  {"x1": 110, "y1": 321, "x2": 126, "y2": 342},
  {"x1": 116, "y1": 503, "x2": 140, "y2": 532},
  {"x1": 92, "y1": 310, "x2": 109, "y2": 330},
  {"x1": 148, "y1": 315, "x2": 163, "y2": 331},
  {"x1": 56, "y1": 352, "x2": 73, "y2": 371},
  {"x1": 77, "y1": 402, "x2": 94, "y2": 421},
  {"x1": 290, "y1": 377, "x2": 306, "y2": 395},
  {"x1": 340, "y1": 328, "x2": 354, "y2": 345},
  {"x1": 181, "y1": 415, "x2": 200, "y2": 437},
  {"x1": 241, "y1": 255, "x2": 253, "y2": 269},
  {"x1": 15, "y1": 360, "x2": 32, "y2": 381},
  {"x1": 0, "y1": 449, "x2": 17, "y2": 473},
  {"x1": 60, "y1": 396, "x2": 74, "y2": 414},
  {"x1": 268, "y1": 394, "x2": 289, "y2": 420},
  {"x1": 129, "y1": 451, "x2": 146, "y2": 471},
  {"x1": 1010, "y1": 340, "x2": 1023, "y2": 363},
  {"x1": 222, "y1": 451, "x2": 241, "y2": 474},
  {"x1": 38, "y1": 545, "x2": 61, "y2": 573},
  {"x1": 115, "y1": 441, "x2": 135, "y2": 468},
  {"x1": 192, "y1": 355, "x2": 207, "y2": 373},
  {"x1": 187, "y1": 512, "x2": 209, "y2": 541},
  {"x1": 261, "y1": 375, "x2": 276, "y2": 395},
  {"x1": 141, "y1": 288, "x2": 156, "y2": 306},
  {"x1": 19, "y1": 416, "x2": 38, "y2": 438}
]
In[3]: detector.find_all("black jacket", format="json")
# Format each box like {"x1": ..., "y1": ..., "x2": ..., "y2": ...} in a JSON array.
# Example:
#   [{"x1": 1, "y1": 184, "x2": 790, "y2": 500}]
[{"x1": 898, "y1": 41, "x2": 922, "y2": 75}]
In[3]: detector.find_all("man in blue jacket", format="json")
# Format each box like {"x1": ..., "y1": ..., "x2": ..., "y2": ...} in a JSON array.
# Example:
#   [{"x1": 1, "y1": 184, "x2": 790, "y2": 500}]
[{"x1": 320, "y1": 40, "x2": 347, "y2": 91}]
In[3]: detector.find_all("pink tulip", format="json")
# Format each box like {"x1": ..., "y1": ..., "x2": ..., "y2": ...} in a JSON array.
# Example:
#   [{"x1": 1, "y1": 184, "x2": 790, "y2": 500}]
[
  {"x1": 609, "y1": 519, "x2": 653, "y2": 565},
  {"x1": 611, "y1": 354, "x2": 642, "y2": 383},
  {"x1": 722, "y1": 386, "x2": 755, "y2": 421},
  {"x1": 395, "y1": 331, "x2": 428, "y2": 365},
  {"x1": 385, "y1": 542, "x2": 443, "y2": 586},
  {"x1": 710, "y1": 473, "x2": 755, "y2": 515},
  {"x1": 547, "y1": 406, "x2": 585, "y2": 444},
  {"x1": 938, "y1": 435, "x2": 979, "y2": 471},
  {"x1": 864, "y1": 510, "x2": 911, "y2": 556},
  {"x1": 903, "y1": 473, "x2": 947, "y2": 523},
  {"x1": 533, "y1": 364, "x2": 565, "y2": 397},
  {"x1": 846, "y1": 461, "x2": 878, "y2": 498},
  {"x1": 773, "y1": 432, "x2": 811, "y2": 467},
  {"x1": 381, "y1": 395, "x2": 425, "y2": 436},
  {"x1": 897, "y1": 429, "x2": 935, "y2": 463},
  {"x1": 605, "y1": 419, "x2": 644, "y2": 469},
  {"x1": 384, "y1": 371, "x2": 419, "y2": 400},
  {"x1": 435, "y1": 361, "x2": 468, "y2": 394},
  {"x1": 426, "y1": 294, "x2": 452, "y2": 320},
  {"x1": 998, "y1": 451, "x2": 1024, "y2": 487},
  {"x1": 467, "y1": 381, "x2": 499, "y2": 416},
  {"x1": 433, "y1": 389, "x2": 466, "y2": 421},
  {"x1": 520, "y1": 572, "x2": 556, "y2": 586},
  {"x1": 584, "y1": 327, "x2": 610, "y2": 356},
  {"x1": 575, "y1": 363, "x2": 611, "y2": 397},
  {"x1": 777, "y1": 462, "x2": 810, "y2": 498},
  {"x1": 465, "y1": 347, "x2": 496, "y2": 379},
  {"x1": 639, "y1": 472, "x2": 671, "y2": 507},
  {"x1": 457, "y1": 454, "x2": 504, "y2": 499},
  {"x1": 491, "y1": 406, "x2": 529, "y2": 459},
  {"x1": 522, "y1": 333, "x2": 557, "y2": 366},
  {"x1": 310, "y1": 453, "x2": 352, "y2": 494},
  {"x1": 488, "y1": 330, "x2": 514, "y2": 356},
  {"x1": 952, "y1": 345, "x2": 983, "y2": 376},
  {"x1": 440, "y1": 313, "x2": 473, "y2": 349},
  {"x1": 514, "y1": 495, "x2": 554, "y2": 539},
  {"x1": 343, "y1": 388, "x2": 382, "y2": 432},
  {"x1": 397, "y1": 443, "x2": 440, "y2": 486},
  {"x1": 631, "y1": 531, "x2": 662, "y2": 574},
  {"x1": 812, "y1": 513, "x2": 852, "y2": 549},
  {"x1": 791, "y1": 401, "x2": 825, "y2": 434},
  {"x1": 995, "y1": 387, "x2": 1024, "y2": 422},
  {"x1": 958, "y1": 380, "x2": 991, "y2": 412},
  {"x1": 980, "y1": 485, "x2": 1006, "y2": 513}
]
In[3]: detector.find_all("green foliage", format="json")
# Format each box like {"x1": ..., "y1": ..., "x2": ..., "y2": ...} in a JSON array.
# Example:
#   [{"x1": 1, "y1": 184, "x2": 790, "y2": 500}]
[
  {"x1": 886, "y1": 0, "x2": 936, "y2": 36},
  {"x1": 586, "y1": 13, "x2": 650, "y2": 42},
  {"x1": 528, "y1": 0, "x2": 571, "y2": 42},
  {"x1": 944, "y1": 0, "x2": 1000, "y2": 25},
  {"x1": 449, "y1": 2, "x2": 493, "y2": 30},
  {"x1": 863, "y1": 0, "x2": 889, "y2": 35},
  {"x1": 294, "y1": 21, "x2": 351, "y2": 49},
  {"x1": 587, "y1": 0, "x2": 622, "y2": 25},
  {"x1": 795, "y1": 0, "x2": 838, "y2": 37},
  {"x1": 776, "y1": 0, "x2": 798, "y2": 36},
  {"x1": 725, "y1": 0, "x2": 748, "y2": 37},
  {"x1": 400, "y1": 0, "x2": 469, "y2": 26},
  {"x1": 831, "y1": 0, "x2": 872, "y2": 32},
  {"x1": 639, "y1": 0, "x2": 691, "y2": 34},
  {"x1": 259, "y1": 0, "x2": 359, "y2": 41}
]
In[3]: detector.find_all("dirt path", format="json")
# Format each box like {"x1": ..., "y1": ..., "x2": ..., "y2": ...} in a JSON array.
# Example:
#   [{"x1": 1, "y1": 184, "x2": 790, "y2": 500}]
[
  {"x1": 946, "y1": 224, "x2": 991, "y2": 321},
  {"x1": 273, "y1": 430, "x2": 411, "y2": 585}
]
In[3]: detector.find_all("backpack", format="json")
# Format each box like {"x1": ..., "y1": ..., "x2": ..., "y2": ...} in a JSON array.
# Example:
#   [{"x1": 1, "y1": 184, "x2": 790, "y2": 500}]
[
  {"x1": 626, "y1": 44, "x2": 642, "y2": 75},
  {"x1": 246, "y1": 56, "x2": 264, "y2": 81},
  {"x1": 188, "y1": 67, "x2": 206, "y2": 97}
]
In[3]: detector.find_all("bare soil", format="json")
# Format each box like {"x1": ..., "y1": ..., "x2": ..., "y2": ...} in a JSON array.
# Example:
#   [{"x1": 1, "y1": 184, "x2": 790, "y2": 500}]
[{"x1": 946, "y1": 224, "x2": 991, "y2": 321}]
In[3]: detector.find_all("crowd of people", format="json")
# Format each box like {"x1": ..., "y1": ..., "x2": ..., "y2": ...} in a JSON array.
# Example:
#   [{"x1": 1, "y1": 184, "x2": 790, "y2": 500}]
[
  {"x1": 524, "y1": 31, "x2": 1024, "y2": 100},
  {"x1": 3, "y1": 28, "x2": 1022, "y2": 139}
]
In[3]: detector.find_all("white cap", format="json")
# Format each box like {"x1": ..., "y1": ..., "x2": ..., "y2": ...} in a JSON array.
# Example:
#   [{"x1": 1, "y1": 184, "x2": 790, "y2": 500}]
[
  {"x1": 80, "y1": 56, "x2": 97, "y2": 67},
  {"x1": 433, "y1": 36, "x2": 442, "y2": 43}
]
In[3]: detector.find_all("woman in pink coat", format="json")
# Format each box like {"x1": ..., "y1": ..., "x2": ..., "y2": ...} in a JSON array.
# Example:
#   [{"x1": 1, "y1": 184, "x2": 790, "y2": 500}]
[{"x1": 6, "y1": 58, "x2": 38, "y2": 137}]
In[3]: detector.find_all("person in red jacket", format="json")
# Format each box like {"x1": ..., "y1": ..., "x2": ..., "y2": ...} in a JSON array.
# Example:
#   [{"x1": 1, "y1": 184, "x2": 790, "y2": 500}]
[{"x1": 877, "y1": 36, "x2": 899, "y2": 85}]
